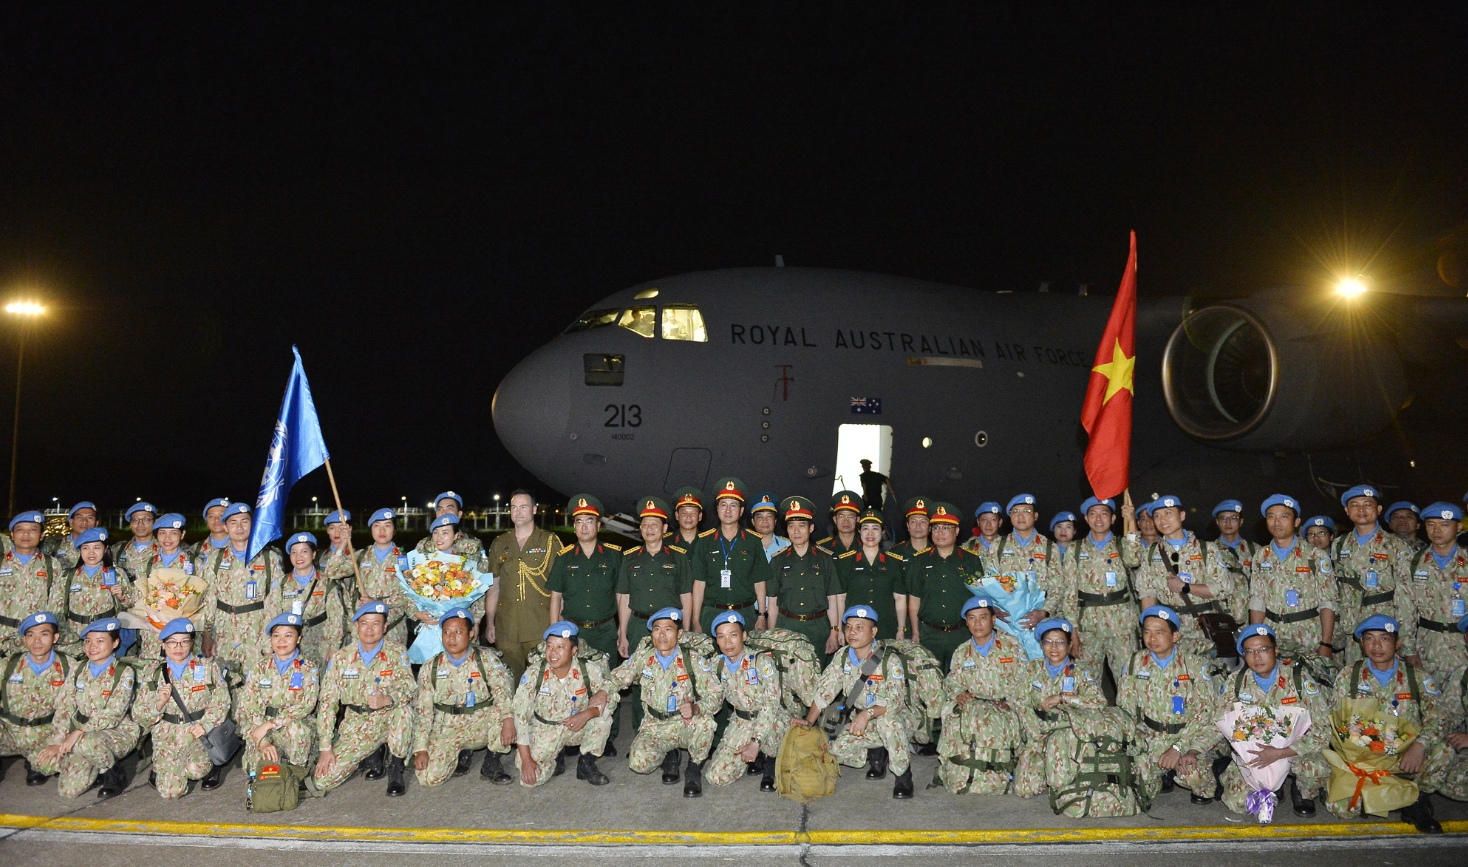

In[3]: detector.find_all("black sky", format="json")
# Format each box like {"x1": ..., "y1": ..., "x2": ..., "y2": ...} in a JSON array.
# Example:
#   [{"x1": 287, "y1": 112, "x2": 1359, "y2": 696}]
[{"x1": 0, "y1": 6, "x2": 1464, "y2": 514}]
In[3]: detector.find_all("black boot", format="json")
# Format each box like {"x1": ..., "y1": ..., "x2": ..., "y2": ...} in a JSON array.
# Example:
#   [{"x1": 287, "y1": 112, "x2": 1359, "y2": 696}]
[
  {"x1": 865, "y1": 747, "x2": 889, "y2": 780},
  {"x1": 913, "y1": 741, "x2": 939, "y2": 756},
  {"x1": 453, "y1": 749, "x2": 474, "y2": 777},
  {"x1": 576, "y1": 751, "x2": 609, "y2": 786},
  {"x1": 201, "y1": 764, "x2": 224, "y2": 791},
  {"x1": 385, "y1": 755, "x2": 406, "y2": 797},
  {"x1": 362, "y1": 743, "x2": 388, "y2": 780},
  {"x1": 661, "y1": 749, "x2": 681, "y2": 784},
  {"x1": 892, "y1": 767, "x2": 913, "y2": 799},
  {"x1": 747, "y1": 753, "x2": 763, "y2": 776},
  {"x1": 603, "y1": 742, "x2": 618, "y2": 758},
  {"x1": 760, "y1": 757, "x2": 776, "y2": 792},
  {"x1": 25, "y1": 760, "x2": 46, "y2": 787},
  {"x1": 683, "y1": 757, "x2": 704, "y2": 798},
  {"x1": 97, "y1": 764, "x2": 128, "y2": 799},
  {"x1": 1290, "y1": 777, "x2": 1316, "y2": 817},
  {"x1": 481, "y1": 751, "x2": 512, "y2": 784},
  {"x1": 1160, "y1": 769, "x2": 1176, "y2": 794},
  {"x1": 1400, "y1": 796, "x2": 1442, "y2": 834},
  {"x1": 553, "y1": 747, "x2": 569, "y2": 777},
  {"x1": 148, "y1": 771, "x2": 158, "y2": 790}
]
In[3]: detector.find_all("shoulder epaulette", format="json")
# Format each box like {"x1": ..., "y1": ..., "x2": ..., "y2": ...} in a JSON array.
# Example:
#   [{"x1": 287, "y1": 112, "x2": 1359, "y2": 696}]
[
  {"x1": 662, "y1": 531, "x2": 674, "y2": 539},
  {"x1": 698, "y1": 528, "x2": 717, "y2": 539},
  {"x1": 603, "y1": 543, "x2": 622, "y2": 552},
  {"x1": 886, "y1": 551, "x2": 905, "y2": 561},
  {"x1": 558, "y1": 544, "x2": 576, "y2": 556},
  {"x1": 668, "y1": 544, "x2": 687, "y2": 554},
  {"x1": 623, "y1": 546, "x2": 643, "y2": 556},
  {"x1": 815, "y1": 545, "x2": 834, "y2": 556},
  {"x1": 836, "y1": 550, "x2": 858, "y2": 559},
  {"x1": 816, "y1": 536, "x2": 833, "y2": 545}
]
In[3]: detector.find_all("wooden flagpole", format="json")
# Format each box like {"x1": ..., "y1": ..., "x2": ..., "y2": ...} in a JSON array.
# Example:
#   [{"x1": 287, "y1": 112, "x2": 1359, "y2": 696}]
[{"x1": 322, "y1": 457, "x2": 366, "y2": 600}]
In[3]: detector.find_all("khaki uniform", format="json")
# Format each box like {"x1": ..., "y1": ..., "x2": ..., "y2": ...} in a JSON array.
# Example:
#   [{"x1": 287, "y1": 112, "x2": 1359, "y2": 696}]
[
  {"x1": 770, "y1": 545, "x2": 843, "y2": 665},
  {"x1": 704, "y1": 650, "x2": 783, "y2": 786},
  {"x1": 200, "y1": 547, "x2": 287, "y2": 681},
  {"x1": 1326, "y1": 658, "x2": 1445, "y2": 816},
  {"x1": 809, "y1": 645, "x2": 912, "y2": 776},
  {"x1": 1404, "y1": 548, "x2": 1468, "y2": 680},
  {"x1": 1115, "y1": 648, "x2": 1221, "y2": 799},
  {"x1": 412, "y1": 647, "x2": 515, "y2": 787},
  {"x1": 835, "y1": 549, "x2": 907, "y2": 641},
  {"x1": 689, "y1": 528, "x2": 772, "y2": 630},
  {"x1": 1250, "y1": 540, "x2": 1338, "y2": 667},
  {"x1": 610, "y1": 644, "x2": 720, "y2": 773},
  {"x1": 1012, "y1": 658, "x2": 1107, "y2": 797},
  {"x1": 1053, "y1": 533, "x2": 1144, "y2": 681},
  {"x1": 0, "y1": 550, "x2": 62, "y2": 656},
  {"x1": 1425, "y1": 664, "x2": 1468, "y2": 800},
  {"x1": 487, "y1": 528, "x2": 559, "y2": 678},
  {"x1": 353, "y1": 545, "x2": 415, "y2": 645},
  {"x1": 937, "y1": 635, "x2": 1027, "y2": 794},
  {"x1": 905, "y1": 547, "x2": 986, "y2": 672},
  {"x1": 0, "y1": 651, "x2": 72, "y2": 764},
  {"x1": 1216, "y1": 662, "x2": 1331, "y2": 810},
  {"x1": 280, "y1": 568, "x2": 352, "y2": 668},
  {"x1": 314, "y1": 639, "x2": 417, "y2": 791},
  {"x1": 237, "y1": 652, "x2": 320, "y2": 774},
  {"x1": 35, "y1": 657, "x2": 142, "y2": 798},
  {"x1": 511, "y1": 653, "x2": 618, "y2": 786},
  {"x1": 1135, "y1": 534, "x2": 1241, "y2": 658},
  {"x1": 1330, "y1": 529, "x2": 1418, "y2": 664},
  {"x1": 132, "y1": 656, "x2": 232, "y2": 798},
  {"x1": 57, "y1": 565, "x2": 140, "y2": 656}
]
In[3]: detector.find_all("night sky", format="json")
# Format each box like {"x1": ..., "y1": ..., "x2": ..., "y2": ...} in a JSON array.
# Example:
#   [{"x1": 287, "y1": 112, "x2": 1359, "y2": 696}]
[{"x1": 1, "y1": 7, "x2": 1464, "y2": 515}]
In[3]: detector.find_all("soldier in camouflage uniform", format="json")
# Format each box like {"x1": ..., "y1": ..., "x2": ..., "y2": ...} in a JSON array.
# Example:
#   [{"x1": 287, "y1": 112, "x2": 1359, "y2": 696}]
[
  {"x1": 979, "y1": 495, "x2": 1058, "y2": 632},
  {"x1": 35, "y1": 618, "x2": 140, "y2": 799},
  {"x1": 354, "y1": 508, "x2": 415, "y2": 646},
  {"x1": 281, "y1": 532, "x2": 351, "y2": 667},
  {"x1": 131, "y1": 618, "x2": 232, "y2": 798},
  {"x1": 703, "y1": 610, "x2": 783, "y2": 790},
  {"x1": 127, "y1": 513, "x2": 198, "y2": 663},
  {"x1": 768, "y1": 496, "x2": 844, "y2": 664},
  {"x1": 906, "y1": 503, "x2": 985, "y2": 673},
  {"x1": 1013, "y1": 618, "x2": 1107, "y2": 798},
  {"x1": 317, "y1": 510, "x2": 361, "y2": 631},
  {"x1": 189, "y1": 498, "x2": 233, "y2": 560},
  {"x1": 547, "y1": 494, "x2": 622, "y2": 743},
  {"x1": 936, "y1": 595, "x2": 1027, "y2": 795},
  {"x1": 1219, "y1": 624, "x2": 1331, "y2": 817},
  {"x1": 1332, "y1": 486, "x2": 1419, "y2": 666},
  {"x1": 963, "y1": 501, "x2": 1002, "y2": 555},
  {"x1": 109, "y1": 502, "x2": 159, "y2": 578},
  {"x1": 511, "y1": 621, "x2": 616, "y2": 786},
  {"x1": 418, "y1": 493, "x2": 493, "y2": 637},
  {"x1": 1424, "y1": 616, "x2": 1468, "y2": 801},
  {"x1": 41, "y1": 501, "x2": 99, "y2": 573},
  {"x1": 1305, "y1": 516, "x2": 1336, "y2": 552},
  {"x1": 0, "y1": 513, "x2": 62, "y2": 657},
  {"x1": 616, "y1": 497, "x2": 693, "y2": 737},
  {"x1": 57, "y1": 528, "x2": 139, "y2": 657},
  {"x1": 1054, "y1": 496, "x2": 1142, "y2": 684},
  {"x1": 836, "y1": 508, "x2": 907, "y2": 641},
  {"x1": 312, "y1": 601, "x2": 417, "y2": 796},
  {"x1": 487, "y1": 490, "x2": 559, "y2": 678},
  {"x1": 1388, "y1": 502, "x2": 1428, "y2": 555},
  {"x1": 1212, "y1": 500, "x2": 1258, "y2": 624},
  {"x1": 1133, "y1": 496, "x2": 1240, "y2": 659},
  {"x1": 238, "y1": 612, "x2": 320, "y2": 776},
  {"x1": 1249, "y1": 495, "x2": 1339, "y2": 679},
  {"x1": 1406, "y1": 503, "x2": 1468, "y2": 680},
  {"x1": 689, "y1": 478, "x2": 772, "y2": 634},
  {"x1": 0, "y1": 612, "x2": 70, "y2": 786},
  {"x1": 800, "y1": 605, "x2": 914, "y2": 798},
  {"x1": 200, "y1": 503, "x2": 285, "y2": 682},
  {"x1": 816, "y1": 490, "x2": 863, "y2": 557},
  {"x1": 1116, "y1": 606, "x2": 1221, "y2": 804},
  {"x1": 412, "y1": 607, "x2": 517, "y2": 786}
]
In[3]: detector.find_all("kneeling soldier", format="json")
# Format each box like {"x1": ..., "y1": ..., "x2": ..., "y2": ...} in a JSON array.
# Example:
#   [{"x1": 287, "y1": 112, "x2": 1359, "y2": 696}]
[
  {"x1": 133, "y1": 618, "x2": 232, "y2": 798},
  {"x1": 936, "y1": 595, "x2": 1027, "y2": 795},
  {"x1": 239, "y1": 612, "x2": 320, "y2": 778},
  {"x1": 799, "y1": 605, "x2": 914, "y2": 799},
  {"x1": 0, "y1": 612, "x2": 70, "y2": 787},
  {"x1": 413, "y1": 606, "x2": 516, "y2": 786},
  {"x1": 35, "y1": 618, "x2": 140, "y2": 799},
  {"x1": 511, "y1": 621, "x2": 616, "y2": 787},
  {"x1": 704, "y1": 610, "x2": 783, "y2": 790},
  {"x1": 312, "y1": 601, "x2": 417, "y2": 797}
]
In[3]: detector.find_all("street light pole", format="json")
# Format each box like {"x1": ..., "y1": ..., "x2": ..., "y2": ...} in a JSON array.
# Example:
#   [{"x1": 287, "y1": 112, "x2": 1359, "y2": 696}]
[{"x1": 5, "y1": 301, "x2": 44, "y2": 519}]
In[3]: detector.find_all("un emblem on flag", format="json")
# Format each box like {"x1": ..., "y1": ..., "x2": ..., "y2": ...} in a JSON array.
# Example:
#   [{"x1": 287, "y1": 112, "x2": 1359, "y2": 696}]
[{"x1": 257, "y1": 420, "x2": 288, "y2": 507}]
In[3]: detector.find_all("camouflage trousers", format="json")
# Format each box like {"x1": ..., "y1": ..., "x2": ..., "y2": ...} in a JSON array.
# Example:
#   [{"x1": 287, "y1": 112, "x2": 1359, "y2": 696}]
[
  {"x1": 1013, "y1": 728, "x2": 1076, "y2": 798},
  {"x1": 705, "y1": 715, "x2": 779, "y2": 787},
  {"x1": 34, "y1": 724, "x2": 141, "y2": 799},
  {"x1": 0, "y1": 722, "x2": 55, "y2": 765},
  {"x1": 1135, "y1": 737, "x2": 1220, "y2": 801},
  {"x1": 148, "y1": 721, "x2": 215, "y2": 799},
  {"x1": 315, "y1": 704, "x2": 414, "y2": 791},
  {"x1": 300, "y1": 622, "x2": 345, "y2": 670},
  {"x1": 514, "y1": 712, "x2": 615, "y2": 787},
  {"x1": 1421, "y1": 741, "x2": 1468, "y2": 800},
  {"x1": 829, "y1": 709, "x2": 913, "y2": 776},
  {"x1": 243, "y1": 719, "x2": 317, "y2": 775},
  {"x1": 1220, "y1": 754, "x2": 1329, "y2": 812},
  {"x1": 1076, "y1": 603, "x2": 1139, "y2": 683},
  {"x1": 415, "y1": 708, "x2": 512, "y2": 788},
  {"x1": 1414, "y1": 631, "x2": 1468, "y2": 683},
  {"x1": 214, "y1": 614, "x2": 270, "y2": 682},
  {"x1": 629, "y1": 713, "x2": 716, "y2": 773},
  {"x1": 935, "y1": 703, "x2": 1022, "y2": 795}
]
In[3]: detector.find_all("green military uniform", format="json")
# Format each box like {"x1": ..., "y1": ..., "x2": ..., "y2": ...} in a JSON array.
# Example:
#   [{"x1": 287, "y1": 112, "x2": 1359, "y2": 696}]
[
  {"x1": 237, "y1": 650, "x2": 320, "y2": 775},
  {"x1": 689, "y1": 478, "x2": 771, "y2": 630},
  {"x1": 487, "y1": 526, "x2": 560, "y2": 679},
  {"x1": 1217, "y1": 659, "x2": 1331, "y2": 811},
  {"x1": 132, "y1": 655, "x2": 232, "y2": 799},
  {"x1": 0, "y1": 648, "x2": 71, "y2": 768},
  {"x1": 1012, "y1": 654, "x2": 1107, "y2": 798},
  {"x1": 1115, "y1": 645, "x2": 1220, "y2": 800},
  {"x1": 937, "y1": 632, "x2": 1027, "y2": 794},
  {"x1": 1054, "y1": 531, "x2": 1143, "y2": 682},
  {"x1": 770, "y1": 544, "x2": 843, "y2": 665},
  {"x1": 1135, "y1": 532, "x2": 1241, "y2": 658},
  {"x1": 548, "y1": 496, "x2": 624, "y2": 741},
  {"x1": 0, "y1": 548, "x2": 61, "y2": 656},
  {"x1": 35, "y1": 653, "x2": 141, "y2": 799},
  {"x1": 1326, "y1": 656, "x2": 1445, "y2": 816},
  {"x1": 888, "y1": 493, "x2": 934, "y2": 560},
  {"x1": 618, "y1": 544, "x2": 692, "y2": 628},
  {"x1": 906, "y1": 544, "x2": 986, "y2": 673},
  {"x1": 1250, "y1": 537, "x2": 1338, "y2": 669},
  {"x1": 817, "y1": 490, "x2": 863, "y2": 558},
  {"x1": 313, "y1": 635, "x2": 418, "y2": 791},
  {"x1": 837, "y1": 549, "x2": 907, "y2": 641},
  {"x1": 512, "y1": 644, "x2": 618, "y2": 786},
  {"x1": 412, "y1": 645, "x2": 516, "y2": 787},
  {"x1": 1330, "y1": 527, "x2": 1417, "y2": 664},
  {"x1": 1406, "y1": 546, "x2": 1468, "y2": 679}
]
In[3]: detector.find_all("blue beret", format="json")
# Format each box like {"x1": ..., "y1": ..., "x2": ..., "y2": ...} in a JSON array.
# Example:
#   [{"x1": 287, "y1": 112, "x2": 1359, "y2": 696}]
[
  {"x1": 544, "y1": 620, "x2": 579, "y2": 641},
  {"x1": 266, "y1": 612, "x2": 304, "y2": 633},
  {"x1": 1136, "y1": 500, "x2": 1157, "y2": 518},
  {"x1": 222, "y1": 502, "x2": 251, "y2": 519},
  {"x1": 1305, "y1": 515, "x2": 1336, "y2": 531},
  {"x1": 18, "y1": 611, "x2": 58, "y2": 636},
  {"x1": 1034, "y1": 617, "x2": 1073, "y2": 640},
  {"x1": 67, "y1": 501, "x2": 97, "y2": 519},
  {"x1": 154, "y1": 513, "x2": 186, "y2": 530},
  {"x1": 8, "y1": 510, "x2": 43, "y2": 531},
  {"x1": 1354, "y1": 613, "x2": 1399, "y2": 639},
  {"x1": 1139, "y1": 605, "x2": 1181, "y2": 631},
  {"x1": 440, "y1": 606, "x2": 474, "y2": 628},
  {"x1": 1153, "y1": 495, "x2": 1183, "y2": 511},
  {"x1": 202, "y1": 497, "x2": 230, "y2": 517},
  {"x1": 158, "y1": 618, "x2": 196, "y2": 641},
  {"x1": 842, "y1": 605, "x2": 878, "y2": 624},
  {"x1": 125, "y1": 502, "x2": 157, "y2": 520},
  {"x1": 1260, "y1": 494, "x2": 1300, "y2": 517},
  {"x1": 369, "y1": 508, "x2": 396, "y2": 525},
  {"x1": 1340, "y1": 485, "x2": 1380, "y2": 507},
  {"x1": 1212, "y1": 499, "x2": 1243, "y2": 517},
  {"x1": 647, "y1": 606, "x2": 683, "y2": 630},
  {"x1": 710, "y1": 610, "x2": 746, "y2": 631},
  {"x1": 435, "y1": 491, "x2": 463, "y2": 509},
  {"x1": 1006, "y1": 494, "x2": 1037, "y2": 513},
  {"x1": 1048, "y1": 511, "x2": 1077, "y2": 532},
  {"x1": 961, "y1": 594, "x2": 1001, "y2": 617},
  {"x1": 1422, "y1": 502, "x2": 1463, "y2": 522},
  {"x1": 74, "y1": 527, "x2": 109, "y2": 549},
  {"x1": 974, "y1": 501, "x2": 1001, "y2": 517},
  {"x1": 1079, "y1": 497, "x2": 1115, "y2": 514},
  {"x1": 286, "y1": 532, "x2": 317, "y2": 551},
  {"x1": 1236, "y1": 623, "x2": 1277, "y2": 655},
  {"x1": 325, "y1": 509, "x2": 351, "y2": 525},
  {"x1": 353, "y1": 601, "x2": 389, "y2": 622},
  {"x1": 79, "y1": 617, "x2": 121, "y2": 638},
  {"x1": 1385, "y1": 501, "x2": 1418, "y2": 519},
  {"x1": 430, "y1": 513, "x2": 460, "y2": 531}
]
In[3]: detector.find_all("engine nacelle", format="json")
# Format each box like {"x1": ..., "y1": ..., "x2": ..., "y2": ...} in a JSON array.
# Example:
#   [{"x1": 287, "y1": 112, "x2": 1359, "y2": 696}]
[{"x1": 1161, "y1": 300, "x2": 1408, "y2": 452}]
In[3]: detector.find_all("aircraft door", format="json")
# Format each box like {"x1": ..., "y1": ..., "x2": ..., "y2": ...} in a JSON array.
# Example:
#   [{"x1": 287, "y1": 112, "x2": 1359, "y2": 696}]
[
  {"x1": 833, "y1": 423, "x2": 894, "y2": 513},
  {"x1": 663, "y1": 447, "x2": 712, "y2": 495}
]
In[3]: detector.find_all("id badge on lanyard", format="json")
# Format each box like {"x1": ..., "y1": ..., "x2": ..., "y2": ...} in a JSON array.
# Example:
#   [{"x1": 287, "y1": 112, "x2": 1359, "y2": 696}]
[{"x1": 246, "y1": 580, "x2": 258, "y2": 600}]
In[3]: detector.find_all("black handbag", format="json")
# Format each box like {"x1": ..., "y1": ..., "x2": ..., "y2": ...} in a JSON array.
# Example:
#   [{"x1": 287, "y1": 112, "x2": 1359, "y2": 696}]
[{"x1": 165, "y1": 665, "x2": 243, "y2": 766}]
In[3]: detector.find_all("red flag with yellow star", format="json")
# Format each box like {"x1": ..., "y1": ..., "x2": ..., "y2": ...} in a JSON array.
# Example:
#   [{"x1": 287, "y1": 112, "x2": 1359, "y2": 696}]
[{"x1": 1080, "y1": 231, "x2": 1137, "y2": 499}]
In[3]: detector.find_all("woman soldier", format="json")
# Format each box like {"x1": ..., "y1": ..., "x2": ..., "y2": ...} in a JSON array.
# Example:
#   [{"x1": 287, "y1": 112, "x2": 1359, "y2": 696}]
[
  {"x1": 283, "y1": 532, "x2": 350, "y2": 666},
  {"x1": 129, "y1": 513, "x2": 198, "y2": 663},
  {"x1": 1012, "y1": 617, "x2": 1107, "y2": 798},
  {"x1": 57, "y1": 528, "x2": 139, "y2": 658},
  {"x1": 354, "y1": 509, "x2": 415, "y2": 647},
  {"x1": 132, "y1": 618, "x2": 232, "y2": 797},
  {"x1": 34, "y1": 618, "x2": 140, "y2": 799},
  {"x1": 833, "y1": 508, "x2": 907, "y2": 641},
  {"x1": 238, "y1": 612, "x2": 321, "y2": 778}
]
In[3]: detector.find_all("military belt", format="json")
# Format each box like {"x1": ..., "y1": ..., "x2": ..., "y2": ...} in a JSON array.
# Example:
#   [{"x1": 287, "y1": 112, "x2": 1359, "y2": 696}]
[
  {"x1": 779, "y1": 607, "x2": 827, "y2": 622},
  {"x1": 630, "y1": 610, "x2": 654, "y2": 621},
  {"x1": 304, "y1": 610, "x2": 329, "y2": 628},
  {"x1": 342, "y1": 703, "x2": 383, "y2": 715},
  {"x1": 1360, "y1": 589, "x2": 1396, "y2": 607},
  {"x1": 68, "y1": 608, "x2": 115, "y2": 625},
  {"x1": 1034, "y1": 709, "x2": 1062, "y2": 722},
  {"x1": 645, "y1": 705, "x2": 677, "y2": 721},
  {"x1": 1419, "y1": 617, "x2": 1459, "y2": 634},
  {"x1": 1078, "y1": 589, "x2": 1131, "y2": 608},
  {"x1": 0, "y1": 615, "x2": 19, "y2": 628},
  {"x1": 216, "y1": 599, "x2": 266, "y2": 615},
  {"x1": 264, "y1": 706, "x2": 279, "y2": 719},
  {"x1": 711, "y1": 600, "x2": 757, "y2": 612},
  {"x1": 1264, "y1": 607, "x2": 1320, "y2": 625},
  {"x1": 1184, "y1": 599, "x2": 1219, "y2": 614},
  {"x1": 732, "y1": 707, "x2": 757, "y2": 721},
  {"x1": 533, "y1": 713, "x2": 565, "y2": 726},
  {"x1": 921, "y1": 618, "x2": 965, "y2": 632},
  {"x1": 434, "y1": 702, "x2": 487, "y2": 716},
  {"x1": 162, "y1": 708, "x2": 206, "y2": 725},
  {"x1": 1, "y1": 709, "x2": 53, "y2": 727},
  {"x1": 1141, "y1": 715, "x2": 1185, "y2": 735},
  {"x1": 572, "y1": 615, "x2": 616, "y2": 629}
]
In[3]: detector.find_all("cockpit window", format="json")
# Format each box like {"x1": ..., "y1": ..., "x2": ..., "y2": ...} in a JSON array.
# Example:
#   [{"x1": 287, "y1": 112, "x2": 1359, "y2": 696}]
[
  {"x1": 565, "y1": 308, "x2": 621, "y2": 334},
  {"x1": 617, "y1": 306, "x2": 657, "y2": 339},
  {"x1": 660, "y1": 304, "x2": 707, "y2": 342}
]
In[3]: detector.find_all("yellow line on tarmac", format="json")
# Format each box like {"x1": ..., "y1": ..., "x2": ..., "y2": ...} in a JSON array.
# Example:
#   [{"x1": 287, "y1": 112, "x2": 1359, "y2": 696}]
[{"x1": 1, "y1": 813, "x2": 1463, "y2": 845}]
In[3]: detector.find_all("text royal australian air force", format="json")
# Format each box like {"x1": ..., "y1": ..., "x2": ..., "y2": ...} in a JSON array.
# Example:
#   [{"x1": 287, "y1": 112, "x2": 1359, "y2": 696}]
[{"x1": 726, "y1": 322, "x2": 1092, "y2": 367}]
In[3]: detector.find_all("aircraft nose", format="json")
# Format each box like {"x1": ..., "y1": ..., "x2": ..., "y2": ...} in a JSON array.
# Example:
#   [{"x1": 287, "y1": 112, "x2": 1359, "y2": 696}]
[{"x1": 493, "y1": 344, "x2": 572, "y2": 474}]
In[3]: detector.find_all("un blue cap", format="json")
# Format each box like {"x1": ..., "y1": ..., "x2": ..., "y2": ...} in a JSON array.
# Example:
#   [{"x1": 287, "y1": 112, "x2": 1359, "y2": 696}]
[
  {"x1": 287, "y1": 532, "x2": 317, "y2": 551},
  {"x1": 430, "y1": 513, "x2": 460, "y2": 531},
  {"x1": 440, "y1": 606, "x2": 474, "y2": 628},
  {"x1": 1354, "y1": 613, "x2": 1399, "y2": 639},
  {"x1": 8, "y1": 510, "x2": 42, "y2": 531},
  {"x1": 1139, "y1": 605, "x2": 1181, "y2": 631},
  {"x1": 975, "y1": 502, "x2": 1001, "y2": 517},
  {"x1": 647, "y1": 606, "x2": 683, "y2": 630},
  {"x1": 435, "y1": 491, "x2": 463, "y2": 509},
  {"x1": 222, "y1": 502, "x2": 251, "y2": 519},
  {"x1": 1136, "y1": 500, "x2": 1157, "y2": 518},
  {"x1": 370, "y1": 508, "x2": 396, "y2": 525},
  {"x1": 353, "y1": 600, "x2": 389, "y2": 622},
  {"x1": 544, "y1": 620, "x2": 579, "y2": 640},
  {"x1": 961, "y1": 594, "x2": 1001, "y2": 617},
  {"x1": 125, "y1": 502, "x2": 157, "y2": 520},
  {"x1": 1260, "y1": 494, "x2": 1300, "y2": 517},
  {"x1": 18, "y1": 611, "x2": 58, "y2": 636},
  {"x1": 1034, "y1": 617, "x2": 1073, "y2": 640},
  {"x1": 325, "y1": 509, "x2": 351, "y2": 525},
  {"x1": 1305, "y1": 515, "x2": 1336, "y2": 531},
  {"x1": 710, "y1": 610, "x2": 746, "y2": 631},
  {"x1": 1385, "y1": 501, "x2": 1418, "y2": 519},
  {"x1": 1079, "y1": 497, "x2": 1115, "y2": 515},
  {"x1": 1422, "y1": 502, "x2": 1463, "y2": 521},
  {"x1": 1236, "y1": 623, "x2": 1277, "y2": 655},
  {"x1": 267, "y1": 612, "x2": 304, "y2": 633},
  {"x1": 74, "y1": 527, "x2": 109, "y2": 549},
  {"x1": 1212, "y1": 499, "x2": 1243, "y2": 517},
  {"x1": 158, "y1": 618, "x2": 196, "y2": 641},
  {"x1": 203, "y1": 498, "x2": 230, "y2": 517},
  {"x1": 79, "y1": 617, "x2": 121, "y2": 637},
  {"x1": 1049, "y1": 511, "x2": 1077, "y2": 532},
  {"x1": 1340, "y1": 485, "x2": 1380, "y2": 507},
  {"x1": 67, "y1": 501, "x2": 97, "y2": 519},
  {"x1": 842, "y1": 605, "x2": 878, "y2": 624},
  {"x1": 1006, "y1": 494, "x2": 1037, "y2": 513},
  {"x1": 1153, "y1": 495, "x2": 1183, "y2": 510},
  {"x1": 155, "y1": 513, "x2": 186, "y2": 531}
]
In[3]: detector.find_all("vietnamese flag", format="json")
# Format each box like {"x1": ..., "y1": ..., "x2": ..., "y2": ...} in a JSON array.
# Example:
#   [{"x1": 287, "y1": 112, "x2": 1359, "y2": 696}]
[{"x1": 1080, "y1": 231, "x2": 1137, "y2": 500}]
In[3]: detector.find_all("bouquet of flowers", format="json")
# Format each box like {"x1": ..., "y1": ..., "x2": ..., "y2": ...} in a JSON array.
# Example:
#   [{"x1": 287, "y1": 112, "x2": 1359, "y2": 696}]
[
  {"x1": 1322, "y1": 697, "x2": 1422, "y2": 817},
  {"x1": 398, "y1": 550, "x2": 492, "y2": 663},
  {"x1": 966, "y1": 571, "x2": 1047, "y2": 660},
  {"x1": 119, "y1": 566, "x2": 209, "y2": 633},
  {"x1": 1215, "y1": 702, "x2": 1312, "y2": 823}
]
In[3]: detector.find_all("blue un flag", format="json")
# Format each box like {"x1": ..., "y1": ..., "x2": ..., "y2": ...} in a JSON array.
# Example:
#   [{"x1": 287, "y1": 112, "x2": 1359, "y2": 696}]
[{"x1": 247, "y1": 347, "x2": 329, "y2": 561}]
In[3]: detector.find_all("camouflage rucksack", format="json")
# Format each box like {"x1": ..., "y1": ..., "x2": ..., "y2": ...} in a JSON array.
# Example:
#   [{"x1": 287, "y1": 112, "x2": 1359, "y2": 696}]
[
  {"x1": 877, "y1": 638, "x2": 946, "y2": 741},
  {"x1": 1049, "y1": 706, "x2": 1146, "y2": 817},
  {"x1": 745, "y1": 628, "x2": 820, "y2": 716},
  {"x1": 627, "y1": 630, "x2": 715, "y2": 662},
  {"x1": 524, "y1": 640, "x2": 611, "y2": 679}
]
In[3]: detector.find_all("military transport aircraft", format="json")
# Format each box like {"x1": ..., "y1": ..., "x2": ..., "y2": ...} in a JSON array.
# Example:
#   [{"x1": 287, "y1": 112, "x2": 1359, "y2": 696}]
[{"x1": 492, "y1": 266, "x2": 1468, "y2": 525}]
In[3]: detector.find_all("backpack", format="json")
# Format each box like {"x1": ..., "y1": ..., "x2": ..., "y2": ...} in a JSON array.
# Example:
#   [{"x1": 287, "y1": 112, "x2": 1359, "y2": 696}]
[
  {"x1": 1048, "y1": 706, "x2": 1145, "y2": 818},
  {"x1": 877, "y1": 638, "x2": 945, "y2": 727},
  {"x1": 745, "y1": 628, "x2": 820, "y2": 716},
  {"x1": 775, "y1": 722, "x2": 838, "y2": 803},
  {"x1": 246, "y1": 761, "x2": 308, "y2": 813}
]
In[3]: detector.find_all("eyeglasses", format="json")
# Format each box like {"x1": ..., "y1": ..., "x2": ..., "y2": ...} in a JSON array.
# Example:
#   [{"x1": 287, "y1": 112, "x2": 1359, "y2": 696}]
[
  {"x1": 1242, "y1": 647, "x2": 1274, "y2": 657},
  {"x1": 1040, "y1": 638, "x2": 1070, "y2": 648}
]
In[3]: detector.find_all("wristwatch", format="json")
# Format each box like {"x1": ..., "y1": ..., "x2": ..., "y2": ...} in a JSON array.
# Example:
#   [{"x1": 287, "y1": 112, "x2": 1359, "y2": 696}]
[{"x1": 1179, "y1": 584, "x2": 1191, "y2": 595}]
